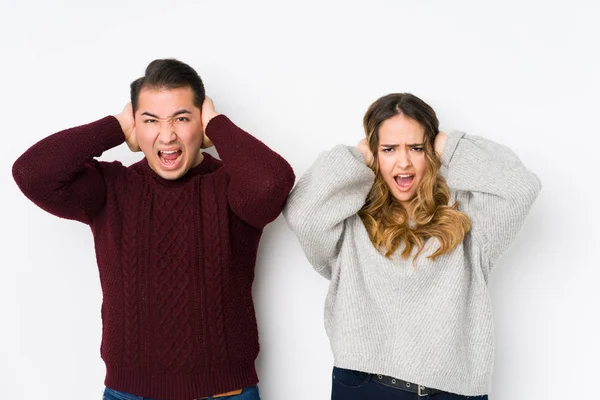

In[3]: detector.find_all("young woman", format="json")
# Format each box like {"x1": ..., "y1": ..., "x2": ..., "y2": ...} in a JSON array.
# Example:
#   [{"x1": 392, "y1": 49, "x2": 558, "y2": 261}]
[{"x1": 284, "y1": 93, "x2": 541, "y2": 399}]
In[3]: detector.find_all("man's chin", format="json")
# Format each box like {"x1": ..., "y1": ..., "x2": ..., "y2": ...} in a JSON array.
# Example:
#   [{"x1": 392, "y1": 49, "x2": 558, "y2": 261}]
[
  {"x1": 158, "y1": 171, "x2": 185, "y2": 180},
  {"x1": 150, "y1": 160, "x2": 189, "y2": 181}
]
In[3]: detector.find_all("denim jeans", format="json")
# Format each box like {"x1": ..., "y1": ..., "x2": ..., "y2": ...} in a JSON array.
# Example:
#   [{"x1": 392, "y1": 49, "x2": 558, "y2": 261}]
[
  {"x1": 103, "y1": 386, "x2": 260, "y2": 400},
  {"x1": 331, "y1": 367, "x2": 488, "y2": 400}
]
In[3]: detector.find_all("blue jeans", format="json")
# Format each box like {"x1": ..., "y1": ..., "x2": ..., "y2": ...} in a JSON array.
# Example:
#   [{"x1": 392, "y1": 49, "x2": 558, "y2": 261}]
[
  {"x1": 331, "y1": 367, "x2": 488, "y2": 400},
  {"x1": 103, "y1": 386, "x2": 260, "y2": 400}
]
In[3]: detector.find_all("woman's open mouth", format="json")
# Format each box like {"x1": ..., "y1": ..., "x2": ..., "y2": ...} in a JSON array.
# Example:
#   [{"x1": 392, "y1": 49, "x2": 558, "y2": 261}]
[{"x1": 394, "y1": 174, "x2": 414, "y2": 192}]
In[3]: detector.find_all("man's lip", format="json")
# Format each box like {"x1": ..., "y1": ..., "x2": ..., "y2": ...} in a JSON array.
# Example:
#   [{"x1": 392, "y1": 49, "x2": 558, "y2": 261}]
[{"x1": 157, "y1": 152, "x2": 183, "y2": 170}]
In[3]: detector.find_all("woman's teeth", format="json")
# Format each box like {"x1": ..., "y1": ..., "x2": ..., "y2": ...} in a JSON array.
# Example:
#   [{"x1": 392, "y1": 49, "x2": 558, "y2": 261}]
[{"x1": 395, "y1": 174, "x2": 414, "y2": 188}]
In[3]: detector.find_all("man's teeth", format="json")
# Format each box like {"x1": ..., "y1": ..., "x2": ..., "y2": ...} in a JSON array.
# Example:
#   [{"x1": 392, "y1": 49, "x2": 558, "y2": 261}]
[{"x1": 160, "y1": 150, "x2": 179, "y2": 155}]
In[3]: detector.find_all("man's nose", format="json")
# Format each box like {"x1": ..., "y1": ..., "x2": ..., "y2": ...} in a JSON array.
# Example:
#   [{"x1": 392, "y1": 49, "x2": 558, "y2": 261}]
[{"x1": 157, "y1": 120, "x2": 177, "y2": 143}]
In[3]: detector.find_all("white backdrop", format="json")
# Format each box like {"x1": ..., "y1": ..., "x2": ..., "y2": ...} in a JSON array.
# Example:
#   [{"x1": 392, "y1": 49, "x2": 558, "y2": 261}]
[{"x1": 1, "y1": 1, "x2": 598, "y2": 399}]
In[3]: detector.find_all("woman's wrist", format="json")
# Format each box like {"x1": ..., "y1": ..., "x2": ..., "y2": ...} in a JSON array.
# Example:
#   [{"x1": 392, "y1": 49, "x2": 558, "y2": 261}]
[{"x1": 434, "y1": 132, "x2": 448, "y2": 159}]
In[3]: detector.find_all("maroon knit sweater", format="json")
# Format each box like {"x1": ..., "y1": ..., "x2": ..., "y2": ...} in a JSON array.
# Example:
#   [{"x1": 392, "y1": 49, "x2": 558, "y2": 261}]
[{"x1": 12, "y1": 115, "x2": 295, "y2": 400}]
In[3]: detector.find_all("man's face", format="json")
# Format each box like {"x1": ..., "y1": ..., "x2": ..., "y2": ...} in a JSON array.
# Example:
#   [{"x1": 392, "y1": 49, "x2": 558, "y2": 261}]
[{"x1": 135, "y1": 86, "x2": 204, "y2": 180}]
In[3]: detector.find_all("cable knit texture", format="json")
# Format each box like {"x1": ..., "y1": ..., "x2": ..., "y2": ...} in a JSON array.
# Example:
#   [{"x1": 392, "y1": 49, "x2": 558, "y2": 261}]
[
  {"x1": 12, "y1": 115, "x2": 295, "y2": 400},
  {"x1": 283, "y1": 132, "x2": 541, "y2": 396}
]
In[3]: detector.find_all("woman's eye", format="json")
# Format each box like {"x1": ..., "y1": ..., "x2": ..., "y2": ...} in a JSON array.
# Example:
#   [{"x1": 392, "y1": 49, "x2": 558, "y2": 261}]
[
  {"x1": 412, "y1": 147, "x2": 424, "y2": 152},
  {"x1": 382, "y1": 148, "x2": 394, "y2": 153}
]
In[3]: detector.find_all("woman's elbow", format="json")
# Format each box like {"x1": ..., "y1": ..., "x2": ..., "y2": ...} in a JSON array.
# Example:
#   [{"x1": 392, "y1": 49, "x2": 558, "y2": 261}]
[{"x1": 510, "y1": 171, "x2": 542, "y2": 209}]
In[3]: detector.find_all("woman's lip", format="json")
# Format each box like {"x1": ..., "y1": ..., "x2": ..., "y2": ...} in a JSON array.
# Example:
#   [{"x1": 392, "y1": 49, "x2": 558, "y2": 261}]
[{"x1": 394, "y1": 175, "x2": 415, "y2": 192}]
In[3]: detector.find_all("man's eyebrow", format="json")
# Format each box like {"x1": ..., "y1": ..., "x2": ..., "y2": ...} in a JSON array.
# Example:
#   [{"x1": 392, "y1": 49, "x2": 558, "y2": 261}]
[
  {"x1": 171, "y1": 109, "x2": 192, "y2": 117},
  {"x1": 140, "y1": 110, "x2": 192, "y2": 119}
]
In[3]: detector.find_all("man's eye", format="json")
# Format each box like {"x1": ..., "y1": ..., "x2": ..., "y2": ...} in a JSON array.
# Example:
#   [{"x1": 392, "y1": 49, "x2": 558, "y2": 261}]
[
  {"x1": 175, "y1": 117, "x2": 189, "y2": 122},
  {"x1": 144, "y1": 119, "x2": 157, "y2": 124}
]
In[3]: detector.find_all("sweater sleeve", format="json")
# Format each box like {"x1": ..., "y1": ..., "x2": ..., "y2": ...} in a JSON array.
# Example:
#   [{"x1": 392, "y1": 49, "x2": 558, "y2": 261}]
[
  {"x1": 12, "y1": 116, "x2": 126, "y2": 224},
  {"x1": 441, "y1": 131, "x2": 542, "y2": 263},
  {"x1": 205, "y1": 115, "x2": 295, "y2": 229},
  {"x1": 283, "y1": 145, "x2": 375, "y2": 279}
]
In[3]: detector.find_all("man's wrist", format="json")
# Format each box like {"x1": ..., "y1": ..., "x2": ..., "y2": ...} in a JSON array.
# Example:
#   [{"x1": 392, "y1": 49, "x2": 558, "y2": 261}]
[
  {"x1": 203, "y1": 113, "x2": 221, "y2": 130},
  {"x1": 114, "y1": 114, "x2": 131, "y2": 139}
]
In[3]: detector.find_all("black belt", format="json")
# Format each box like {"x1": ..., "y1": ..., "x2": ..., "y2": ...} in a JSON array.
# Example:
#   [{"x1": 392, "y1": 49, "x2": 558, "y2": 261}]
[{"x1": 372, "y1": 374, "x2": 445, "y2": 396}]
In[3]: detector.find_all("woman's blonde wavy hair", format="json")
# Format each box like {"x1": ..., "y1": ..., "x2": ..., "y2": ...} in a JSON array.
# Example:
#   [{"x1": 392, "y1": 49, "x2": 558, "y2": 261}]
[{"x1": 358, "y1": 93, "x2": 471, "y2": 261}]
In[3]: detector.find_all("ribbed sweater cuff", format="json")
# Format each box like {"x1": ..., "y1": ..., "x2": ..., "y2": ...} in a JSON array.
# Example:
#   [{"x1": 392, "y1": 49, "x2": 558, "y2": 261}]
[
  {"x1": 347, "y1": 145, "x2": 372, "y2": 167},
  {"x1": 204, "y1": 114, "x2": 237, "y2": 144},
  {"x1": 440, "y1": 131, "x2": 465, "y2": 168},
  {"x1": 89, "y1": 116, "x2": 127, "y2": 154}
]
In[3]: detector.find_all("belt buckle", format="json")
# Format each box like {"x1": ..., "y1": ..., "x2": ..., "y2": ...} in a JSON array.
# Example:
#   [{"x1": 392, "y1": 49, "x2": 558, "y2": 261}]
[{"x1": 418, "y1": 385, "x2": 427, "y2": 397}]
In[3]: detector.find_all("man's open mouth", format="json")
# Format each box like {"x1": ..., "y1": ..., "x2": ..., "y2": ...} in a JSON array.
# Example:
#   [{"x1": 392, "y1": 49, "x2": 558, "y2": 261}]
[{"x1": 158, "y1": 150, "x2": 182, "y2": 168}]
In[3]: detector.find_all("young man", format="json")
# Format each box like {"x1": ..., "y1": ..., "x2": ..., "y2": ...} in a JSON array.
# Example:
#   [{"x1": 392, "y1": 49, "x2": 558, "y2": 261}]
[{"x1": 12, "y1": 59, "x2": 295, "y2": 400}]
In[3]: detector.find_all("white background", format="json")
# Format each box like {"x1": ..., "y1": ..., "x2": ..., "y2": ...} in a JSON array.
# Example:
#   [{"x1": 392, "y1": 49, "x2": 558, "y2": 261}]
[{"x1": 1, "y1": 1, "x2": 598, "y2": 399}]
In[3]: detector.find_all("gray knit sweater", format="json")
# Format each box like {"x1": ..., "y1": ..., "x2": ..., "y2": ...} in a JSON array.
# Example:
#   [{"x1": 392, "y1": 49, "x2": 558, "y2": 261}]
[{"x1": 283, "y1": 131, "x2": 541, "y2": 395}]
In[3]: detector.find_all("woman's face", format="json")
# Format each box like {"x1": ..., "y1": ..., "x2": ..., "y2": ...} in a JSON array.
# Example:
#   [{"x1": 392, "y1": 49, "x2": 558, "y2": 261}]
[{"x1": 376, "y1": 114, "x2": 427, "y2": 209}]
